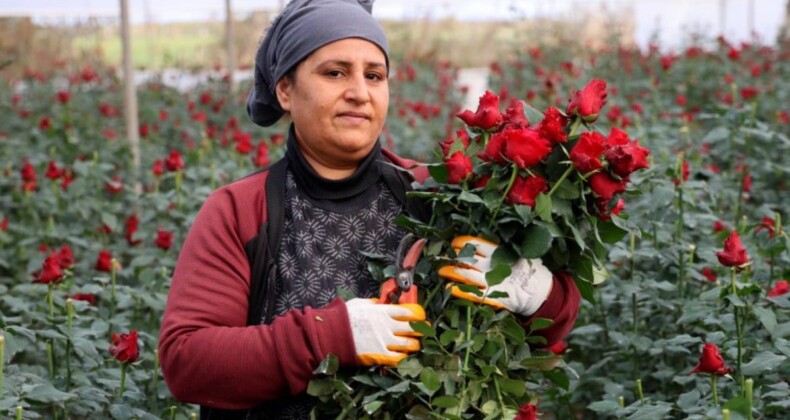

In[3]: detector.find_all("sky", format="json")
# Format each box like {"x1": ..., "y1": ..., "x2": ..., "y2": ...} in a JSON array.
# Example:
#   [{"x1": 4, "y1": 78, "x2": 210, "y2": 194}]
[{"x1": 1, "y1": 0, "x2": 787, "y2": 49}]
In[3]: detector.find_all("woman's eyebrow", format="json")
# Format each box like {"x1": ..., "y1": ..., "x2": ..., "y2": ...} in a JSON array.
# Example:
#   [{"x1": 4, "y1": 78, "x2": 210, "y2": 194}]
[{"x1": 315, "y1": 59, "x2": 387, "y2": 69}]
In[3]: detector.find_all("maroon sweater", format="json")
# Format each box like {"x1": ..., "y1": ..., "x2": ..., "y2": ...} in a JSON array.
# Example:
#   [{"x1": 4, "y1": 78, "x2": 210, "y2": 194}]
[{"x1": 158, "y1": 150, "x2": 580, "y2": 410}]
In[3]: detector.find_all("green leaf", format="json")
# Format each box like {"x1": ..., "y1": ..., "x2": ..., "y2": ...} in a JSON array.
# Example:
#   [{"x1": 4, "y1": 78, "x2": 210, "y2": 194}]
[
  {"x1": 753, "y1": 306, "x2": 777, "y2": 335},
  {"x1": 610, "y1": 214, "x2": 641, "y2": 239},
  {"x1": 514, "y1": 205, "x2": 533, "y2": 225},
  {"x1": 500, "y1": 317, "x2": 526, "y2": 342},
  {"x1": 741, "y1": 351, "x2": 787, "y2": 376},
  {"x1": 723, "y1": 395, "x2": 750, "y2": 418},
  {"x1": 573, "y1": 276, "x2": 595, "y2": 303},
  {"x1": 485, "y1": 263, "x2": 512, "y2": 287},
  {"x1": 313, "y1": 354, "x2": 339, "y2": 376},
  {"x1": 440, "y1": 330, "x2": 462, "y2": 346},
  {"x1": 495, "y1": 377, "x2": 523, "y2": 397},
  {"x1": 419, "y1": 367, "x2": 441, "y2": 393},
  {"x1": 306, "y1": 378, "x2": 333, "y2": 397},
  {"x1": 627, "y1": 402, "x2": 673, "y2": 419},
  {"x1": 364, "y1": 400, "x2": 383, "y2": 415},
  {"x1": 703, "y1": 126, "x2": 730, "y2": 143},
  {"x1": 524, "y1": 102, "x2": 545, "y2": 124},
  {"x1": 587, "y1": 400, "x2": 620, "y2": 413},
  {"x1": 459, "y1": 190, "x2": 486, "y2": 205},
  {"x1": 491, "y1": 242, "x2": 519, "y2": 267},
  {"x1": 529, "y1": 318, "x2": 554, "y2": 332},
  {"x1": 397, "y1": 357, "x2": 423, "y2": 378},
  {"x1": 597, "y1": 220, "x2": 628, "y2": 244},
  {"x1": 432, "y1": 395, "x2": 460, "y2": 408},
  {"x1": 428, "y1": 163, "x2": 449, "y2": 184},
  {"x1": 535, "y1": 193, "x2": 552, "y2": 222},
  {"x1": 24, "y1": 384, "x2": 76, "y2": 403},
  {"x1": 410, "y1": 321, "x2": 436, "y2": 338},
  {"x1": 543, "y1": 368, "x2": 570, "y2": 391},
  {"x1": 520, "y1": 225, "x2": 552, "y2": 258}
]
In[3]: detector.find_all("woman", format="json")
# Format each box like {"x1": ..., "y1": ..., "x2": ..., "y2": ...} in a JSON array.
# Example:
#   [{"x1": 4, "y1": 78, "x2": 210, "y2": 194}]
[{"x1": 158, "y1": 1, "x2": 579, "y2": 418}]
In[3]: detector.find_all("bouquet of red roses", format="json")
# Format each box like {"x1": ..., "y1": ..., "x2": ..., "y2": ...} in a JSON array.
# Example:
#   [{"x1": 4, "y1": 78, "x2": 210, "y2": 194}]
[{"x1": 309, "y1": 79, "x2": 651, "y2": 418}]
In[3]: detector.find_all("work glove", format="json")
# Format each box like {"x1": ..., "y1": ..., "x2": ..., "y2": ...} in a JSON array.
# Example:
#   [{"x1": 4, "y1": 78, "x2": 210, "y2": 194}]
[
  {"x1": 345, "y1": 298, "x2": 425, "y2": 366},
  {"x1": 438, "y1": 235, "x2": 553, "y2": 317}
]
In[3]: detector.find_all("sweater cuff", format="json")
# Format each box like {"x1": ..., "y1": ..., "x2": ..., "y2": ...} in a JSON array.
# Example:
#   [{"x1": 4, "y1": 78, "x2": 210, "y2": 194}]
[{"x1": 308, "y1": 298, "x2": 358, "y2": 367}]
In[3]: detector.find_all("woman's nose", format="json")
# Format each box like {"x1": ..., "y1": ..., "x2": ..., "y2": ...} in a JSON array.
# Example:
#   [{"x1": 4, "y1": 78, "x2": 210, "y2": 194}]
[{"x1": 343, "y1": 73, "x2": 370, "y2": 102}]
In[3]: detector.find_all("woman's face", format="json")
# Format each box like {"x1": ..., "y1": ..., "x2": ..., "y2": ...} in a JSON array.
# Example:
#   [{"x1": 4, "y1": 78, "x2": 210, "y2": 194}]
[{"x1": 275, "y1": 38, "x2": 389, "y2": 174}]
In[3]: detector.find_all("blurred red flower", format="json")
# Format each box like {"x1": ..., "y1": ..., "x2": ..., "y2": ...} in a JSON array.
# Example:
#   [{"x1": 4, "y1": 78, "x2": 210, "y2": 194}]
[
  {"x1": 165, "y1": 150, "x2": 185, "y2": 172},
  {"x1": 566, "y1": 79, "x2": 607, "y2": 122},
  {"x1": 95, "y1": 249, "x2": 114, "y2": 272},
  {"x1": 34, "y1": 254, "x2": 64, "y2": 284},
  {"x1": 152, "y1": 159, "x2": 164, "y2": 177},
  {"x1": 45, "y1": 161, "x2": 63, "y2": 180},
  {"x1": 768, "y1": 280, "x2": 789, "y2": 297},
  {"x1": 754, "y1": 216, "x2": 777, "y2": 238},
  {"x1": 71, "y1": 293, "x2": 97, "y2": 305},
  {"x1": 105, "y1": 176, "x2": 124, "y2": 194},
  {"x1": 124, "y1": 215, "x2": 142, "y2": 246},
  {"x1": 514, "y1": 403, "x2": 538, "y2": 420},
  {"x1": 155, "y1": 228, "x2": 174, "y2": 250},
  {"x1": 690, "y1": 342, "x2": 731, "y2": 376},
  {"x1": 109, "y1": 330, "x2": 140, "y2": 363},
  {"x1": 56, "y1": 90, "x2": 71, "y2": 105},
  {"x1": 701, "y1": 267, "x2": 717, "y2": 283},
  {"x1": 716, "y1": 231, "x2": 750, "y2": 269}
]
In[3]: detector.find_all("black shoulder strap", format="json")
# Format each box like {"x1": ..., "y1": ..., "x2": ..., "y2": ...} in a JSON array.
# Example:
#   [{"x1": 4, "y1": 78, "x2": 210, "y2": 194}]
[
  {"x1": 380, "y1": 162, "x2": 429, "y2": 223},
  {"x1": 245, "y1": 158, "x2": 288, "y2": 326}
]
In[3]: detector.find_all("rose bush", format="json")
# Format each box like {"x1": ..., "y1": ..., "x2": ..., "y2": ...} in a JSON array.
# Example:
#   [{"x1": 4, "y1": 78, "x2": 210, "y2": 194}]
[{"x1": 0, "y1": 33, "x2": 789, "y2": 419}]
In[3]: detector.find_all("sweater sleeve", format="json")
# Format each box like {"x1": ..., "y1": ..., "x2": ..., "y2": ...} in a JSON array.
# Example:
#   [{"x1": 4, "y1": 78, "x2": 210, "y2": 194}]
[
  {"x1": 516, "y1": 272, "x2": 581, "y2": 348},
  {"x1": 158, "y1": 185, "x2": 358, "y2": 410}
]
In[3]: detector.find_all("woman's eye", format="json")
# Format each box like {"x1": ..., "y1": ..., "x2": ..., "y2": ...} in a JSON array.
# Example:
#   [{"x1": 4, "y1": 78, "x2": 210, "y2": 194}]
[
  {"x1": 366, "y1": 72, "x2": 384, "y2": 81},
  {"x1": 326, "y1": 70, "x2": 343, "y2": 78}
]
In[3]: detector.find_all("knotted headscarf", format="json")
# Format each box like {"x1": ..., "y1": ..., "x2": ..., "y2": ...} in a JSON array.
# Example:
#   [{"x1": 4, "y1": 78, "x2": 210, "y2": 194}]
[{"x1": 247, "y1": 0, "x2": 389, "y2": 127}]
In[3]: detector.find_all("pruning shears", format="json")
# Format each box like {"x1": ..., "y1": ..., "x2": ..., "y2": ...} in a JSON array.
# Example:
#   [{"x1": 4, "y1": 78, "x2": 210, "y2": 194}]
[{"x1": 378, "y1": 234, "x2": 427, "y2": 305}]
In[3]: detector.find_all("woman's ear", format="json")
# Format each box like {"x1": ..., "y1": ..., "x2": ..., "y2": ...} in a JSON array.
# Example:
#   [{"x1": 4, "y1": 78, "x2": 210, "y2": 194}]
[{"x1": 275, "y1": 77, "x2": 292, "y2": 112}]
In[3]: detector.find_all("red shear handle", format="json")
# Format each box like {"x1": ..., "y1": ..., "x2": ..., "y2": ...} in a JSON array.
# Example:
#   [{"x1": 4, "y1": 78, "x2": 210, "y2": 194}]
[{"x1": 378, "y1": 239, "x2": 427, "y2": 304}]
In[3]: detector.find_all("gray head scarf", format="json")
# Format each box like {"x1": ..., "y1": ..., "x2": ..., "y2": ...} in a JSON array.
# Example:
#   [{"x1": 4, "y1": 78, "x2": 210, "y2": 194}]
[{"x1": 247, "y1": 0, "x2": 389, "y2": 127}]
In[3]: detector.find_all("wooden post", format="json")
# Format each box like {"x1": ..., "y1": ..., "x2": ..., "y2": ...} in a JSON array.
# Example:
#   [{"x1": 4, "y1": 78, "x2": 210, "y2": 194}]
[
  {"x1": 719, "y1": 0, "x2": 727, "y2": 35},
  {"x1": 225, "y1": 0, "x2": 237, "y2": 92},
  {"x1": 120, "y1": 0, "x2": 141, "y2": 184}
]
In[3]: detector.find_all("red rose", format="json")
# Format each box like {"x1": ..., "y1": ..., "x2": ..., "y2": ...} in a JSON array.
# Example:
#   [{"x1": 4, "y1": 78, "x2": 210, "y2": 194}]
[
  {"x1": 701, "y1": 267, "x2": 717, "y2": 283},
  {"x1": 596, "y1": 197, "x2": 625, "y2": 221},
  {"x1": 109, "y1": 330, "x2": 140, "y2": 363},
  {"x1": 71, "y1": 293, "x2": 97, "y2": 305},
  {"x1": 55, "y1": 245, "x2": 75, "y2": 269},
  {"x1": 481, "y1": 131, "x2": 508, "y2": 164},
  {"x1": 713, "y1": 220, "x2": 728, "y2": 233},
  {"x1": 457, "y1": 90, "x2": 503, "y2": 130},
  {"x1": 506, "y1": 174, "x2": 548, "y2": 207},
  {"x1": 95, "y1": 249, "x2": 114, "y2": 272},
  {"x1": 589, "y1": 172, "x2": 627, "y2": 201},
  {"x1": 754, "y1": 216, "x2": 777, "y2": 238},
  {"x1": 155, "y1": 228, "x2": 174, "y2": 250},
  {"x1": 537, "y1": 107, "x2": 568, "y2": 145},
  {"x1": 673, "y1": 160, "x2": 689, "y2": 186},
  {"x1": 152, "y1": 160, "x2": 164, "y2": 177},
  {"x1": 474, "y1": 174, "x2": 491, "y2": 189},
  {"x1": 139, "y1": 123, "x2": 150, "y2": 139},
  {"x1": 0, "y1": 217, "x2": 8, "y2": 232},
  {"x1": 56, "y1": 90, "x2": 71, "y2": 105},
  {"x1": 165, "y1": 150, "x2": 185, "y2": 172},
  {"x1": 440, "y1": 130, "x2": 471, "y2": 158},
  {"x1": 105, "y1": 175, "x2": 124, "y2": 194},
  {"x1": 21, "y1": 161, "x2": 37, "y2": 182},
  {"x1": 253, "y1": 142, "x2": 271, "y2": 167},
  {"x1": 45, "y1": 161, "x2": 63, "y2": 180},
  {"x1": 570, "y1": 132, "x2": 607, "y2": 173},
  {"x1": 234, "y1": 130, "x2": 254, "y2": 155},
  {"x1": 566, "y1": 79, "x2": 607, "y2": 122},
  {"x1": 124, "y1": 215, "x2": 142, "y2": 246},
  {"x1": 39, "y1": 116, "x2": 52, "y2": 130},
  {"x1": 60, "y1": 170, "x2": 74, "y2": 191},
  {"x1": 716, "y1": 231, "x2": 750, "y2": 269},
  {"x1": 604, "y1": 138, "x2": 650, "y2": 178},
  {"x1": 514, "y1": 403, "x2": 538, "y2": 420},
  {"x1": 606, "y1": 127, "x2": 630, "y2": 147},
  {"x1": 742, "y1": 173, "x2": 752, "y2": 193},
  {"x1": 690, "y1": 342, "x2": 731, "y2": 376},
  {"x1": 503, "y1": 98, "x2": 529, "y2": 129},
  {"x1": 547, "y1": 340, "x2": 567, "y2": 355},
  {"x1": 502, "y1": 128, "x2": 552, "y2": 169},
  {"x1": 34, "y1": 254, "x2": 64, "y2": 284},
  {"x1": 445, "y1": 152, "x2": 473, "y2": 184},
  {"x1": 740, "y1": 86, "x2": 759, "y2": 101},
  {"x1": 768, "y1": 280, "x2": 789, "y2": 297}
]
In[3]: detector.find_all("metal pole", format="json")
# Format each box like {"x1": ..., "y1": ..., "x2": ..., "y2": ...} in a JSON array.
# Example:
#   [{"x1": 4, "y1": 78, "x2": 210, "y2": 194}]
[
  {"x1": 225, "y1": 0, "x2": 237, "y2": 92},
  {"x1": 120, "y1": 0, "x2": 141, "y2": 184},
  {"x1": 747, "y1": 0, "x2": 755, "y2": 38}
]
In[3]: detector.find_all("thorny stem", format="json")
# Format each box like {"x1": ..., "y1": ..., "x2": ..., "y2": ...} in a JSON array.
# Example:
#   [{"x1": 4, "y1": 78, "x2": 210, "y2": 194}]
[
  {"x1": 494, "y1": 377, "x2": 507, "y2": 416},
  {"x1": 118, "y1": 362, "x2": 128, "y2": 399},
  {"x1": 489, "y1": 164, "x2": 519, "y2": 230},
  {"x1": 712, "y1": 375, "x2": 719, "y2": 406},
  {"x1": 547, "y1": 165, "x2": 574, "y2": 197}
]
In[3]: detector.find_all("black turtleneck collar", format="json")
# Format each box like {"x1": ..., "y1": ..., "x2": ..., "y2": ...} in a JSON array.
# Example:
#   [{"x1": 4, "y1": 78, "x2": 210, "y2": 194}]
[{"x1": 285, "y1": 125, "x2": 383, "y2": 201}]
